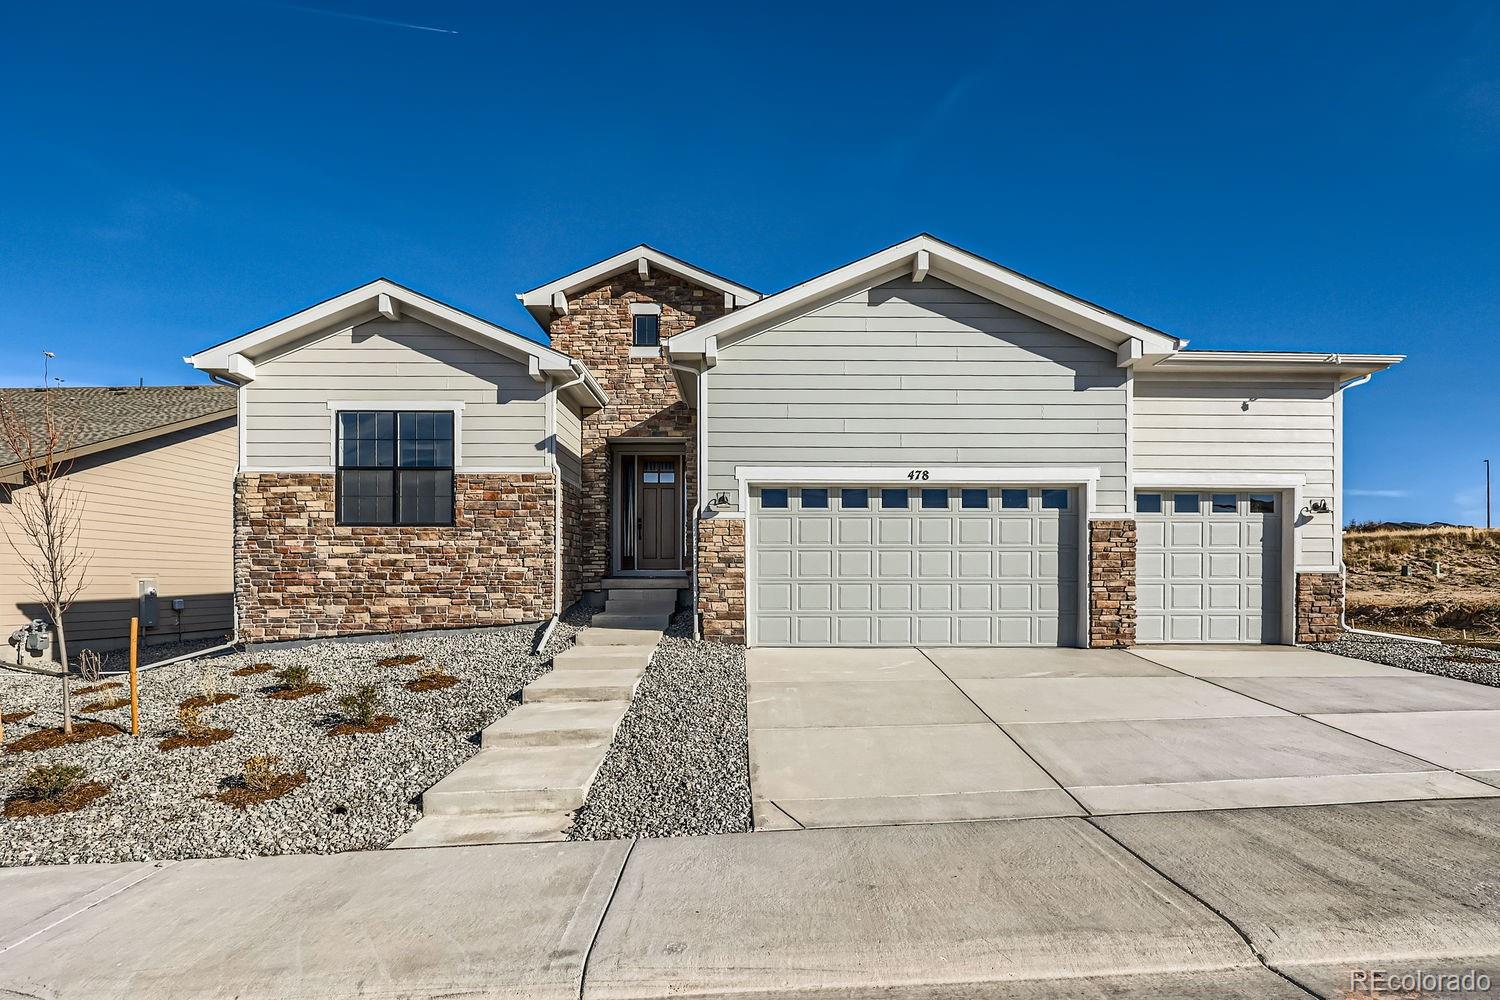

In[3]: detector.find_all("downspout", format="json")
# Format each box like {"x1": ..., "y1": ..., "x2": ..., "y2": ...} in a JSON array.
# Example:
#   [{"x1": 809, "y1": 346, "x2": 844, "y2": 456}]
[
  {"x1": 545, "y1": 361, "x2": 589, "y2": 644},
  {"x1": 208, "y1": 371, "x2": 244, "y2": 653},
  {"x1": 1331, "y1": 371, "x2": 1382, "y2": 641},
  {"x1": 668, "y1": 356, "x2": 704, "y2": 640}
]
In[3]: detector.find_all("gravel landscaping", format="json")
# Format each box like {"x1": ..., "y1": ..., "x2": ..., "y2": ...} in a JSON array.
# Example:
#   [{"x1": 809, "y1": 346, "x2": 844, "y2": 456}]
[
  {"x1": 569, "y1": 609, "x2": 750, "y2": 841},
  {"x1": 0, "y1": 615, "x2": 585, "y2": 866},
  {"x1": 1311, "y1": 631, "x2": 1500, "y2": 687}
]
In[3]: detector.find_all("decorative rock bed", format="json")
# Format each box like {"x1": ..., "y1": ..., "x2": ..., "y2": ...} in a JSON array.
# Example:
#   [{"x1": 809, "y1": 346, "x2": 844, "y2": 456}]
[
  {"x1": 569, "y1": 610, "x2": 751, "y2": 841},
  {"x1": 1310, "y1": 631, "x2": 1500, "y2": 688},
  {"x1": 0, "y1": 617, "x2": 580, "y2": 866}
]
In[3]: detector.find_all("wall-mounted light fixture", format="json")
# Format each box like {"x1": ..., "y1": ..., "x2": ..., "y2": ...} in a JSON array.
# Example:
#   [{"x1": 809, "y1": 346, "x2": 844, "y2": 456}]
[
  {"x1": 708, "y1": 492, "x2": 731, "y2": 510},
  {"x1": 1301, "y1": 498, "x2": 1332, "y2": 518}
]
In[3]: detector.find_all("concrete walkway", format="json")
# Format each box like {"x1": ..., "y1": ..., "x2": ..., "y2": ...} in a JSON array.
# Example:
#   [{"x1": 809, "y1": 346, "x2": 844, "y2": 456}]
[
  {"x1": 6, "y1": 800, "x2": 1499, "y2": 998},
  {"x1": 391, "y1": 584, "x2": 677, "y2": 848},
  {"x1": 748, "y1": 645, "x2": 1500, "y2": 829}
]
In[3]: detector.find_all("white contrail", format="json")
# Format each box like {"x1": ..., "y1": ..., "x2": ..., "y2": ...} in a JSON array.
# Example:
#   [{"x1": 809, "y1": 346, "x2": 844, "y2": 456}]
[{"x1": 263, "y1": 2, "x2": 459, "y2": 34}]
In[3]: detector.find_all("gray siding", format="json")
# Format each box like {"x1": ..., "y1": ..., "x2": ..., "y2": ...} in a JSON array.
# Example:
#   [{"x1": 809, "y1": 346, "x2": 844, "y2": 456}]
[
  {"x1": 707, "y1": 277, "x2": 1128, "y2": 511},
  {"x1": 555, "y1": 393, "x2": 583, "y2": 487},
  {"x1": 244, "y1": 317, "x2": 550, "y2": 470},
  {"x1": 1133, "y1": 375, "x2": 1339, "y2": 568}
]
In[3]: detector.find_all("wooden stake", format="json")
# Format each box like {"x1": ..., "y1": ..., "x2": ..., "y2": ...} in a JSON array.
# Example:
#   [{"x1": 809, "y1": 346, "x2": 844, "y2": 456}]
[{"x1": 129, "y1": 617, "x2": 140, "y2": 737}]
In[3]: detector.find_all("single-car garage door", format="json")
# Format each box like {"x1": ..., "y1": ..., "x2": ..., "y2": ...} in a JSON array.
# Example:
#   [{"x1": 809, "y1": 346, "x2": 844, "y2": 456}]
[
  {"x1": 1135, "y1": 491, "x2": 1283, "y2": 643},
  {"x1": 750, "y1": 485, "x2": 1079, "y2": 647}
]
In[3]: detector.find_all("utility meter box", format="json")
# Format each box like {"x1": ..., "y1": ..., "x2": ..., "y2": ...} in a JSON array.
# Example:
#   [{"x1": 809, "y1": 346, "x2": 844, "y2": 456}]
[{"x1": 138, "y1": 579, "x2": 159, "y2": 628}]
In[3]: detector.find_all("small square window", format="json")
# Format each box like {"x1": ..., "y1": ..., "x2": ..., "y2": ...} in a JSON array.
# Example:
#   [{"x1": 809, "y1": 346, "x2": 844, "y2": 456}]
[
  {"x1": 632, "y1": 314, "x2": 660, "y2": 347},
  {"x1": 1001, "y1": 489, "x2": 1029, "y2": 509},
  {"x1": 801, "y1": 488, "x2": 829, "y2": 509},
  {"x1": 881, "y1": 488, "x2": 909, "y2": 509},
  {"x1": 1213, "y1": 494, "x2": 1238, "y2": 513},
  {"x1": 1174, "y1": 493, "x2": 1200, "y2": 514},
  {"x1": 961, "y1": 488, "x2": 988, "y2": 509},
  {"x1": 921, "y1": 488, "x2": 949, "y2": 509},
  {"x1": 1250, "y1": 493, "x2": 1277, "y2": 514},
  {"x1": 760, "y1": 488, "x2": 788, "y2": 509},
  {"x1": 1041, "y1": 489, "x2": 1069, "y2": 510},
  {"x1": 1137, "y1": 493, "x2": 1163, "y2": 513},
  {"x1": 841, "y1": 488, "x2": 869, "y2": 509}
]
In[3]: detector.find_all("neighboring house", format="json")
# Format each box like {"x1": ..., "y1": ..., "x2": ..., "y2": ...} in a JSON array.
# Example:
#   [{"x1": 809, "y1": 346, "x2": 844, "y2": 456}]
[
  {"x1": 188, "y1": 235, "x2": 1400, "y2": 649},
  {"x1": 0, "y1": 385, "x2": 237, "y2": 655}
]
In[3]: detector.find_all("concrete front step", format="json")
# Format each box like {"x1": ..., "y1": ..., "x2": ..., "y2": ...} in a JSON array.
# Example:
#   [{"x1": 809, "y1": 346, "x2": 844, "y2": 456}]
[
  {"x1": 601, "y1": 576, "x2": 688, "y2": 590},
  {"x1": 523, "y1": 668, "x2": 644, "y2": 703},
  {"x1": 552, "y1": 645, "x2": 656, "y2": 671},
  {"x1": 421, "y1": 745, "x2": 608, "y2": 817},
  {"x1": 577, "y1": 626, "x2": 666, "y2": 647},
  {"x1": 387, "y1": 811, "x2": 573, "y2": 848},
  {"x1": 592, "y1": 612, "x2": 671, "y2": 631},
  {"x1": 481, "y1": 700, "x2": 631, "y2": 748},
  {"x1": 605, "y1": 593, "x2": 678, "y2": 614}
]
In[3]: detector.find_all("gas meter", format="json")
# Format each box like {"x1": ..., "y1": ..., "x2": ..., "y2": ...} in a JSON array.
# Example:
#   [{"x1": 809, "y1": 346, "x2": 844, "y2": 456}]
[{"x1": 7, "y1": 620, "x2": 51, "y2": 664}]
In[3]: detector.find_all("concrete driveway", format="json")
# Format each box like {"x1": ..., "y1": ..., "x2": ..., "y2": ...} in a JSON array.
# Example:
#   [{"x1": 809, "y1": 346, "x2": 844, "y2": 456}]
[{"x1": 748, "y1": 644, "x2": 1500, "y2": 829}]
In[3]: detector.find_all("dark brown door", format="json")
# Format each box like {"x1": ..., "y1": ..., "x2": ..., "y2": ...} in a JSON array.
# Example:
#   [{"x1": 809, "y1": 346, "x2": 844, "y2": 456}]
[{"x1": 636, "y1": 456, "x2": 681, "y2": 570}]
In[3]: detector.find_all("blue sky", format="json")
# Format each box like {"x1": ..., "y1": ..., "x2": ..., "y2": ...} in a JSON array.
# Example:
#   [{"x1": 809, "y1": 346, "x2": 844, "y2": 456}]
[{"x1": 2, "y1": 1, "x2": 1496, "y2": 525}]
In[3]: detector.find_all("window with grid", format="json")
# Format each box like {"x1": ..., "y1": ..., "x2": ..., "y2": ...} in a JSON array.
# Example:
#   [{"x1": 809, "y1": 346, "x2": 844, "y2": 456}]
[
  {"x1": 336, "y1": 410, "x2": 454, "y2": 525},
  {"x1": 633, "y1": 314, "x2": 660, "y2": 347}
]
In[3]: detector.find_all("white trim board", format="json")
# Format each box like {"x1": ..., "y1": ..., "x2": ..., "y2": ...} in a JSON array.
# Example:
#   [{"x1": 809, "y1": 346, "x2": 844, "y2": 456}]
[{"x1": 1133, "y1": 472, "x2": 1307, "y2": 489}]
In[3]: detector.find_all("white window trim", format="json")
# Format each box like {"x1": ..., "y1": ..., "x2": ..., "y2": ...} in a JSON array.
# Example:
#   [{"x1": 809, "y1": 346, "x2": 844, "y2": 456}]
[
  {"x1": 628, "y1": 303, "x2": 663, "y2": 316},
  {"x1": 326, "y1": 400, "x2": 466, "y2": 468},
  {"x1": 629, "y1": 345, "x2": 662, "y2": 358},
  {"x1": 629, "y1": 303, "x2": 663, "y2": 352}
]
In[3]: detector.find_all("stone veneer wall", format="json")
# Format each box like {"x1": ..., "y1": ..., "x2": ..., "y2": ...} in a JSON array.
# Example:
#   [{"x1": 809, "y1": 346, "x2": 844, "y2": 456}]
[
  {"x1": 1296, "y1": 570, "x2": 1344, "y2": 644},
  {"x1": 235, "y1": 472, "x2": 555, "y2": 642},
  {"x1": 560, "y1": 480, "x2": 584, "y2": 611},
  {"x1": 697, "y1": 516, "x2": 746, "y2": 643},
  {"x1": 546, "y1": 271, "x2": 727, "y2": 589},
  {"x1": 1088, "y1": 519, "x2": 1137, "y2": 648}
]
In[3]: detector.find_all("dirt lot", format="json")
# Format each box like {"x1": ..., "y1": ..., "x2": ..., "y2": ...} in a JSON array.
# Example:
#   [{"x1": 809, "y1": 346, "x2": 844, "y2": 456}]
[{"x1": 1344, "y1": 525, "x2": 1500, "y2": 643}]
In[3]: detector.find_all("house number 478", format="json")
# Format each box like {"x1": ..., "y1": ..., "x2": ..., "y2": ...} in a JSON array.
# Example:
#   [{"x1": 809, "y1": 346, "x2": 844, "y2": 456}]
[{"x1": 906, "y1": 469, "x2": 931, "y2": 481}]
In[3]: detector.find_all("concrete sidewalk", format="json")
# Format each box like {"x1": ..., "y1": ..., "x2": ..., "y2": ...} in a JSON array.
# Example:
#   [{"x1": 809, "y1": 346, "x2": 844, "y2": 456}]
[{"x1": 6, "y1": 800, "x2": 1500, "y2": 998}]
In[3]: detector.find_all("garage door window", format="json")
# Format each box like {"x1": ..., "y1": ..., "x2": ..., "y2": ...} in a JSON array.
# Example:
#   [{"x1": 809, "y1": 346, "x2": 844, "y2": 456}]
[
  {"x1": 881, "y1": 488, "x2": 909, "y2": 509},
  {"x1": 1041, "y1": 489, "x2": 1069, "y2": 510},
  {"x1": 761, "y1": 488, "x2": 788, "y2": 509},
  {"x1": 841, "y1": 488, "x2": 869, "y2": 509},
  {"x1": 1174, "y1": 493, "x2": 1199, "y2": 514},
  {"x1": 961, "y1": 488, "x2": 988, "y2": 509},
  {"x1": 1213, "y1": 494, "x2": 1238, "y2": 513},
  {"x1": 921, "y1": 488, "x2": 949, "y2": 509},
  {"x1": 801, "y1": 488, "x2": 829, "y2": 509},
  {"x1": 1001, "y1": 489, "x2": 1028, "y2": 509},
  {"x1": 1137, "y1": 493, "x2": 1163, "y2": 513},
  {"x1": 1250, "y1": 493, "x2": 1277, "y2": 513}
]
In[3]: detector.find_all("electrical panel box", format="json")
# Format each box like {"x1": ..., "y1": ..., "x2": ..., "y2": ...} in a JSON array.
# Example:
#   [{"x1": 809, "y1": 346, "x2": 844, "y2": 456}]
[
  {"x1": 171, "y1": 598, "x2": 185, "y2": 612},
  {"x1": 138, "y1": 579, "x2": 159, "y2": 628}
]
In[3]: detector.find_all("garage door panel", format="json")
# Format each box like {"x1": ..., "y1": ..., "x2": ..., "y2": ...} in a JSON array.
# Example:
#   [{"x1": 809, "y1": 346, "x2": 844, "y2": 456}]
[
  {"x1": 751, "y1": 484, "x2": 1078, "y2": 647},
  {"x1": 838, "y1": 519, "x2": 873, "y2": 544},
  {"x1": 1137, "y1": 491, "x2": 1282, "y2": 645}
]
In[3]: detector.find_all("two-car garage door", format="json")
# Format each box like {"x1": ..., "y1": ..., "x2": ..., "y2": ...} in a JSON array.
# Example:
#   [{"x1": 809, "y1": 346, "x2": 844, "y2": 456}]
[{"x1": 750, "y1": 485, "x2": 1079, "y2": 647}]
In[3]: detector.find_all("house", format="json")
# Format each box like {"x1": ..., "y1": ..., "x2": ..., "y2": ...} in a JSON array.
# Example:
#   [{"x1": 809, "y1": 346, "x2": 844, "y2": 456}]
[
  {"x1": 0, "y1": 385, "x2": 237, "y2": 655},
  {"x1": 186, "y1": 235, "x2": 1400, "y2": 648}
]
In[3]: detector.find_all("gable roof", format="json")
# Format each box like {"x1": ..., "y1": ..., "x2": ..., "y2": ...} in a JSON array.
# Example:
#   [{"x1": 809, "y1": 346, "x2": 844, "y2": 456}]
[
  {"x1": 517, "y1": 245, "x2": 762, "y2": 326},
  {"x1": 666, "y1": 234, "x2": 1184, "y2": 361},
  {"x1": 0, "y1": 385, "x2": 236, "y2": 481},
  {"x1": 185, "y1": 279, "x2": 607, "y2": 408}
]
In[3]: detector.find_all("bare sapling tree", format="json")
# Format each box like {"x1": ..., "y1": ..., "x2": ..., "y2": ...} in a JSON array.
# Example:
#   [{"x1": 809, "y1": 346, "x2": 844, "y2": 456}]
[{"x1": 0, "y1": 394, "x2": 91, "y2": 733}]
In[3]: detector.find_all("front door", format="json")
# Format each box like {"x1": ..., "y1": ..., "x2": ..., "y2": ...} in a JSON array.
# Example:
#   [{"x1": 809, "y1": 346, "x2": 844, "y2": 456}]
[{"x1": 633, "y1": 455, "x2": 681, "y2": 570}]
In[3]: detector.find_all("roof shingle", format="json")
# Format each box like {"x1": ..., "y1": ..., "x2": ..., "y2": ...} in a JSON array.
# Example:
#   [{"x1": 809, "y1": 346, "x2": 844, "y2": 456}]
[{"x1": 0, "y1": 385, "x2": 236, "y2": 468}]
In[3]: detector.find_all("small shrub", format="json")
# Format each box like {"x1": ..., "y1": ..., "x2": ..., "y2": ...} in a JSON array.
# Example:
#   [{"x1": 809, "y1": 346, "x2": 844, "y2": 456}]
[
  {"x1": 77, "y1": 649, "x2": 103, "y2": 683},
  {"x1": 242, "y1": 755, "x2": 283, "y2": 793},
  {"x1": 198, "y1": 669, "x2": 220, "y2": 704},
  {"x1": 177, "y1": 704, "x2": 211, "y2": 740},
  {"x1": 19, "y1": 763, "x2": 87, "y2": 801},
  {"x1": 339, "y1": 684, "x2": 382, "y2": 725},
  {"x1": 274, "y1": 664, "x2": 311, "y2": 689}
]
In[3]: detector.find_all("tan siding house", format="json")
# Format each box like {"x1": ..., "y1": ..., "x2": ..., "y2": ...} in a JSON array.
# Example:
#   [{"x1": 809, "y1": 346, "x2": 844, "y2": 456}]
[{"x1": 0, "y1": 386, "x2": 237, "y2": 656}]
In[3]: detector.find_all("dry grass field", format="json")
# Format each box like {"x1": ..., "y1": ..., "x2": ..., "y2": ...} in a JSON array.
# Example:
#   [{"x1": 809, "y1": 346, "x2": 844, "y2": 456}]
[{"x1": 1344, "y1": 525, "x2": 1500, "y2": 643}]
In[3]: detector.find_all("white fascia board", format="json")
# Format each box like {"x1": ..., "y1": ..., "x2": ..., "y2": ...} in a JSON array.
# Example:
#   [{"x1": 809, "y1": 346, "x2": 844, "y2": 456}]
[
  {"x1": 518, "y1": 245, "x2": 761, "y2": 324},
  {"x1": 187, "y1": 279, "x2": 577, "y2": 379},
  {"x1": 736, "y1": 466, "x2": 1103, "y2": 488},
  {"x1": 1133, "y1": 472, "x2": 1307, "y2": 489},
  {"x1": 1144, "y1": 352, "x2": 1404, "y2": 378},
  {"x1": 669, "y1": 235, "x2": 1183, "y2": 356}
]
